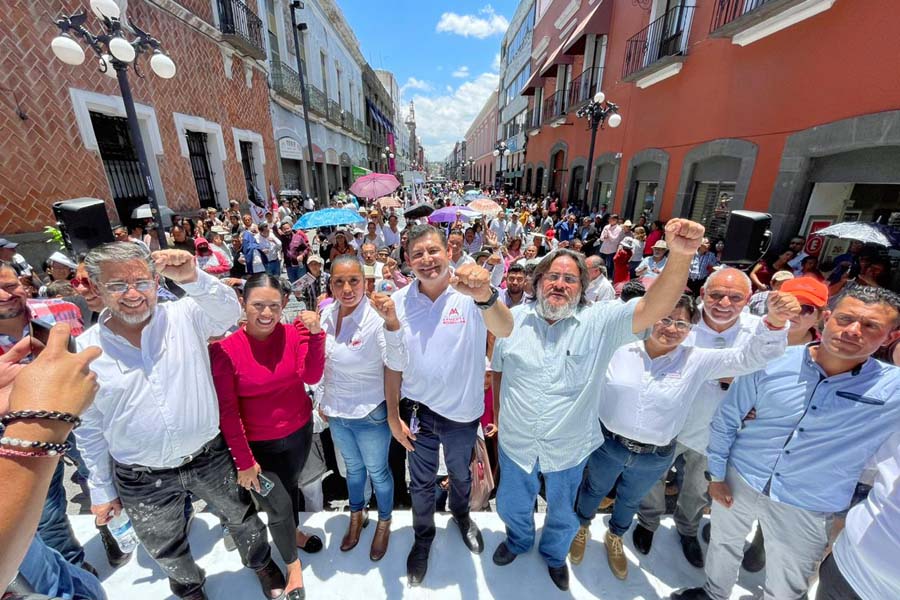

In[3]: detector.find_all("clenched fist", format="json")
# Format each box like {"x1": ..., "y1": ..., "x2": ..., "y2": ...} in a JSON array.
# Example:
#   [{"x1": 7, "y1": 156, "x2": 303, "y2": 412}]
[
  {"x1": 151, "y1": 250, "x2": 198, "y2": 284},
  {"x1": 370, "y1": 293, "x2": 400, "y2": 331},
  {"x1": 663, "y1": 219, "x2": 705, "y2": 257},
  {"x1": 451, "y1": 263, "x2": 493, "y2": 303},
  {"x1": 765, "y1": 290, "x2": 801, "y2": 329},
  {"x1": 296, "y1": 310, "x2": 322, "y2": 334}
]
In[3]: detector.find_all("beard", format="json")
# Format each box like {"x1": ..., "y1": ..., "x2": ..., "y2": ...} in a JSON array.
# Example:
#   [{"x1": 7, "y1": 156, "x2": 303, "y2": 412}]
[
  {"x1": 0, "y1": 304, "x2": 26, "y2": 320},
  {"x1": 107, "y1": 303, "x2": 154, "y2": 325},
  {"x1": 535, "y1": 288, "x2": 578, "y2": 321}
]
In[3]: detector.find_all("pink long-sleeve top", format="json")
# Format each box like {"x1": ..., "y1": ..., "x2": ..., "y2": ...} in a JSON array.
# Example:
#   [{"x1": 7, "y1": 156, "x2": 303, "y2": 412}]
[{"x1": 210, "y1": 321, "x2": 326, "y2": 470}]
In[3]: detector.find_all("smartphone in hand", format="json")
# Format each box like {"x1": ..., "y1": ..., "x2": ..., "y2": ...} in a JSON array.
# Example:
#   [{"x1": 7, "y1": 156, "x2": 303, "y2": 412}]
[
  {"x1": 255, "y1": 473, "x2": 276, "y2": 497},
  {"x1": 29, "y1": 318, "x2": 77, "y2": 359}
]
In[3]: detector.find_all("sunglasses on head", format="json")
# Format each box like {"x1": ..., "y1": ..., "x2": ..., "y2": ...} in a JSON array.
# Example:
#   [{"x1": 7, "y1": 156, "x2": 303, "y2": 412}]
[{"x1": 70, "y1": 277, "x2": 90, "y2": 288}]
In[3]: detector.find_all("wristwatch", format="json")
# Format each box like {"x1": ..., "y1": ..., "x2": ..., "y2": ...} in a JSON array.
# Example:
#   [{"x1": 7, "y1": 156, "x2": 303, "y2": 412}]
[
  {"x1": 474, "y1": 286, "x2": 499, "y2": 310},
  {"x1": 704, "y1": 470, "x2": 724, "y2": 483}
]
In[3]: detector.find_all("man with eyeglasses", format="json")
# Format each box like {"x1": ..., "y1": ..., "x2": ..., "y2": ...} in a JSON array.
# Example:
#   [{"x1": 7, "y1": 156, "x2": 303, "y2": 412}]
[
  {"x1": 489, "y1": 219, "x2": 706, "y2": 591},
  {"x1": 635, "y1": 267, "x2": 761, "y2": 569},
  {"x1": 672, "y1": 286, "x2": 900, "y2": 600},
  {"x1": 74, "y1": 243, "x2": 274, "y2": 600}
]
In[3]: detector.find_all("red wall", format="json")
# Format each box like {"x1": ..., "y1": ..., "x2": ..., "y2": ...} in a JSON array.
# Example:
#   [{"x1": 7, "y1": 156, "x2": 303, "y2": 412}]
[{"x1": 525, "y1": 0, "x2": 900, "y2": 216}]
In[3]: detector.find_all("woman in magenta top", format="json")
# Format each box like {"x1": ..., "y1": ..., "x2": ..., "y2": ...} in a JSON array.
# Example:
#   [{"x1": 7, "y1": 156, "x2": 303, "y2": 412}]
[{"x1": 211, "y1": 274, "x2": 326, "y2": 599}]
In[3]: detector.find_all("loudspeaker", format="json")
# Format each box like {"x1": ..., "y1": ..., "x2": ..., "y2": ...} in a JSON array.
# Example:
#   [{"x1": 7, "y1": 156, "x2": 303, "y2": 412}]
[
  {"x1": 721, "y1": 210, "x2": 772, "y2": 265},
  {"x1": 52, "y1": 198, "x2": 114, "y2": 258}
]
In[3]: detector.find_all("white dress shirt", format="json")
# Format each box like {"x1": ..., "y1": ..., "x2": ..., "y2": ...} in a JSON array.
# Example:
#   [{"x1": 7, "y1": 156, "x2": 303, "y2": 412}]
[
  {"x1": 388, "y1": 280, "x2": 487, "y2": 422},
  {"x1": 506, "y1": 220, "x2": 524, "y2": 240},
  {"x1": 382, "y1": 226, "x2": 401, "y2": 248},
  {"x1": 450, "y1": 253, "x2": 475, "y2": 270},
  {"x1": 75, "y1": 269, "x2": 241, "y2": 504},
  {"x1": 676, "y1": 310, "x2": 761, "y2": 453},
  {"x1": 599, "y1": 320, "x2": 787, "y2": 446},
  {"x1": 834, "y1": 432, "x2": 900, "y2": 600},
  {"x1": 490, "y1": 218, "x2": 508, "y2": 244},
  {"x1": 491, "y1": 300, "x2": 646, "y2": 473},
  {"x1": 586, "y1": 275, "x2": 616, "y2": 303},
  {"x1": 318, "y1": 297, "x2": 406, "y2": 419}
]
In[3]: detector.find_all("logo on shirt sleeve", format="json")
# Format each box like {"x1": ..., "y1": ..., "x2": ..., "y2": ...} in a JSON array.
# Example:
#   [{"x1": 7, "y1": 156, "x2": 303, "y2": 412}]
[{"x1": 442, "y1": 306, "x2": 467, "y2": 325}]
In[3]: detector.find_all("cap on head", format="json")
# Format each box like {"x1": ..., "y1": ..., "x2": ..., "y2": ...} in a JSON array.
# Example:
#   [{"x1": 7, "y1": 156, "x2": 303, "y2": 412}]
[
  {"x1": 653, "y1": 240, "x2": 668, "y2": 250},
  {"x1": 780, "y1": 276, "x2": 828, "y2": 308}
]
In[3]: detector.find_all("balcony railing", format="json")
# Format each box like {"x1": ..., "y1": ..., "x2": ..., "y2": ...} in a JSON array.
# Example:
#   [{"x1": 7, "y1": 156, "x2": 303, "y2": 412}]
[
  {"x1": 327, "y1": 99, "x2": 343, "y2": 126},
  {"x1": 270, "y1": 60, "x2": 302, "y2": 104},
  {"x1": 305, "y1": 84, "x2": 327, "y2": 117},
  {"x1": 710, "y1": 0, "x2": 776, "y2": 32},
  {"x1": 525, "y1": 107, "x2": 541, "y2": 131},
  {"x1": 542, "y1": 89, "x2": 569, "y2": 124},
  {"x1": 623, "y1": 4, "x2": 694, "y2": 80},
  {"x1": 568, "y1": 67, "x2": 604, "y2": 109},
  {"x1": 216, "y1": 0, "x2": 266, "y2": 59}
]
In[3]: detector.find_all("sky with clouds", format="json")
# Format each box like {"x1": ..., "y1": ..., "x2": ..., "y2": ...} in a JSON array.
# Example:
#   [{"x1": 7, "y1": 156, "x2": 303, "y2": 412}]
[{"x1": 337, "y1": 0, "x2": 517, "y2": 161}]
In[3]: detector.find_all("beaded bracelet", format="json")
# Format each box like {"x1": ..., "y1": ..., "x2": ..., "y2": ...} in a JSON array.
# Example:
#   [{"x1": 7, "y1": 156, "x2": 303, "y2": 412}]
[
  {"x1": 0, "y1": 445, "x2": 60, "y2": 459},
  {"x1": 0, "y1": 436, "x2": 69, "y2": 456},
  {"x1": 0, "y1": 410, "x2": 82, "y2": 428}
]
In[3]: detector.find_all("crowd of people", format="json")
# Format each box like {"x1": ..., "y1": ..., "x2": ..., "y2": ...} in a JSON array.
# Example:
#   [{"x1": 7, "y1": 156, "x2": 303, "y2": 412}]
[{"x1": 0, "y1": 183, "x2": 898, "y2": 600}]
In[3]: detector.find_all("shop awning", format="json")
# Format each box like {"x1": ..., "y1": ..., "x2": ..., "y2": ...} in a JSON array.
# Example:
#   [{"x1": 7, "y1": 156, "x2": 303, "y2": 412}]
[
  {"x1": 521, "y1": 67, "x2": 544, "y2": 96},
  {"x1": 539, "y1": 43, "x2": 574, "y2": 78},
  {"x1": 351, "y1": 165, "x2": 371, "y2": 179},
  {"x1": 563, "y1": 0, "x2": 614, "y2": 56}
]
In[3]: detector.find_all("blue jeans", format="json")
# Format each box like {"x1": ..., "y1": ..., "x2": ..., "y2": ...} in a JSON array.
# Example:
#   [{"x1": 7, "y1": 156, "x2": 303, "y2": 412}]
[
  {"x1": 286, "y1": 264, "x2": 306, "y2": 283},
  {"x1": 265, "y1": 259, "x2": 282, "y2": 276},
  {"x1": 67, "y1": 432, "x2": 90, "y2": 480},
  {"x1": 402, "y1": 399, "x2": 479, "y2": 544},
  {"x1": 38, "y1": 460, "x2": 85, "y2": 566},
  {"x1": 18, "y1": 535, "x2": 107, "y2": 600},
  {"x1": 575, "y1": 428, "x2": 676, "y2": 536},
  {"x1": 328, "y1": 403, "x2": 394, "y2": 522},
  {"x1": 497, "y1": 446, "x2": 587, "y2": 568}
]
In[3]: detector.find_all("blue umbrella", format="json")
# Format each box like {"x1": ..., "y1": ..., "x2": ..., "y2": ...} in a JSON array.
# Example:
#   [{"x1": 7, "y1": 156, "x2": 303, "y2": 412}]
[
  {"x1": 465, "y1": 189, "x2": 481, "y2": 196},
  {"x1": 293, "y1": 208, "x2": 365, "y2": 230}
]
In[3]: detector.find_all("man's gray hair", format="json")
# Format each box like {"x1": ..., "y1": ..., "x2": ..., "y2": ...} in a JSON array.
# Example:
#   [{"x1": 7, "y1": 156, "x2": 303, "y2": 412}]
[
  {"x1": 532, "y1": 248, "x2": 591, "y2": 307},
  {"x1": 585, "y1": 255, "x2": 606, "y2": 277},
  {"x1": 84, "y1": 242, "x2": 155, "y2": 283},
  {"x1": 702, "y1": 266, "x2": 752, "y2": 293}
]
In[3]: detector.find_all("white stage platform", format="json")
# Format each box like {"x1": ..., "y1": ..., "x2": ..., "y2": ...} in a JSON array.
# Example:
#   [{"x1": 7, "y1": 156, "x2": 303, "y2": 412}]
[{"x1": 71, "y1": 511, "x2": 775, "y2": 599}]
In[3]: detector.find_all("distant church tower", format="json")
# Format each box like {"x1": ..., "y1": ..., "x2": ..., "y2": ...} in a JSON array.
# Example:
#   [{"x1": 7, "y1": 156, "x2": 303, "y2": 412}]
[{"x1": 405, "y1": 101, "x2": 417, "y2": 166}]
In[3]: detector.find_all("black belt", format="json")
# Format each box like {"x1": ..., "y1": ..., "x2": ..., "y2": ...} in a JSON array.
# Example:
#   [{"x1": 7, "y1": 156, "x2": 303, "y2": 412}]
[
  {"x1": 601, "y1": 424, "x2": 674, "y2": 455},
  {"x1": 116, "y1": 434, "x2": 221, "y2": 473}
]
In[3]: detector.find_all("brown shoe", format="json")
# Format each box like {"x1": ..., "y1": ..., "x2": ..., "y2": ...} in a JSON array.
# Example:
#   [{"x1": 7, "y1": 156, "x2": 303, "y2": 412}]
[
  {"x1": 369, "y1": 518, "x2": 391, "y2": 561},
  {"x1": 605, "y1": 531, "x2": 628, "y2": 580},
  {"x1": 340, "y1": 510, "x2": 369, "y2": 552},
  {"x1": 568, "y1": 525, "x2": 590, "y2": 565},
  {"x1": 599, "y1": 496, "x2": 615, "y2": 511}
]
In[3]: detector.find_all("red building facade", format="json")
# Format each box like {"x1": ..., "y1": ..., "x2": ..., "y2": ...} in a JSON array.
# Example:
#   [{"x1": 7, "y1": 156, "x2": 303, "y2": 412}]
[{"x1": 520, "y1": 0, "x2": 900, "y2": 253}]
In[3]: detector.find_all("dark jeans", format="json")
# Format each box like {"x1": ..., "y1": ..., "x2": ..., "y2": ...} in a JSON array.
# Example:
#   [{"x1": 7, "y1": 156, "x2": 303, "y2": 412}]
[
  {"x1": 575, "y1": 427, "x2": 675, "y2": 536},
  {"x1": 402, "y1": 399, "x2": 479, "y2": 544},
  {"x1": 248, "y1": 420, "x2": 314, "y2": 565},
  {"x1": 38, "y1": 461, "x2": 85, "y2": 567},
  {"x1": 816, "y1": 554, "x2": 862, "y2": 600},
  {"x1": 600, "y1": 252, "x2": 615, "y2": 279},
  {"x1": 113, "y1": 434, "x2": 271, "y2": 598}
]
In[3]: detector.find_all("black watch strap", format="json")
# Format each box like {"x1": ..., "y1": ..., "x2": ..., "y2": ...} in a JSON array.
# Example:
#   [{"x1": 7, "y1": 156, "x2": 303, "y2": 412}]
[{"x1": 474, "y1": 286, "x2": 499, "y2": 310}]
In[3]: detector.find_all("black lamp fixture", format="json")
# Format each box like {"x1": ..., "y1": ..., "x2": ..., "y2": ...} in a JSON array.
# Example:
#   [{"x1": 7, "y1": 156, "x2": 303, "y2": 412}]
[
  {"x1": 576, "y1": 91, "x2": 622, "y2": 214},
  {"x1": 50, "y1": 0, "x2": 176, "y2": 248}
]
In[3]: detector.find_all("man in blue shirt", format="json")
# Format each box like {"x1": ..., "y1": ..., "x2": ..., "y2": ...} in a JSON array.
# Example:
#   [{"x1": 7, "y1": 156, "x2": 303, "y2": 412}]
[
  {"x1": 672, "y1": 286, "x2": 900, "y2": 600},
  {"x1": 554, "y1": 214, "x2": 578, "y2": 244}
]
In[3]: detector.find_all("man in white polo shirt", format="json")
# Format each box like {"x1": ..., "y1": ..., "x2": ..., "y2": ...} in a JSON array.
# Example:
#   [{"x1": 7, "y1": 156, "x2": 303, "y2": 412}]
[{"x1": 385, "y1": 223, "x2": 514, "y2": 587}]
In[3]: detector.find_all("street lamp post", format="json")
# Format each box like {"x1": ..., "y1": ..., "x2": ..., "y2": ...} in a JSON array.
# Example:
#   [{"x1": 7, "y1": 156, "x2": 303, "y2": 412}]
[
  {"x1": 492, "y1": 141, "x2": 511, "y2": 192},
  {"x1": 576, "y1": 91, "x2": 622, "y2": 215},
  {"x1": 466, "y1": 157, "x2": 475, "y2": 182},
  {"x1": 50, "y1": 1, "x2": 177, "y2": 249},
  {"x1": 380, "y1": 145, "x2": 394, "y2": 174},
  {"x1": 290, "y1": 1, "x2": 326, "y2": 209}
]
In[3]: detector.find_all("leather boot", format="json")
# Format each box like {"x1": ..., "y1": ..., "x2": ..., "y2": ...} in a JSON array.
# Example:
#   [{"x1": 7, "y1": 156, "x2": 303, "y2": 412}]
[
  {"x1": 340, "y1": 510, "x2": 369, "y2": 552},
  {"x1": 369, "y1": 519, "x2": 391, "y2": 561}
]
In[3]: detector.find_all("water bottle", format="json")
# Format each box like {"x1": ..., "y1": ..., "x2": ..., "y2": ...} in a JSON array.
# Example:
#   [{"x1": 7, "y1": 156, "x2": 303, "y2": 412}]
[{"x1": 108, "y1": 510, "x2": 140, "y2": 554}]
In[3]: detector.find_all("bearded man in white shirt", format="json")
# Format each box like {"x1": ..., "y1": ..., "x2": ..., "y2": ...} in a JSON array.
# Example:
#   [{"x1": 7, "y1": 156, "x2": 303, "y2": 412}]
[
  {"x1": 75, "y1": 243, "x2": 274, "y2": 600},
  {"x1": 385, "y1": 224, "x2": 514, "y2": 587}
]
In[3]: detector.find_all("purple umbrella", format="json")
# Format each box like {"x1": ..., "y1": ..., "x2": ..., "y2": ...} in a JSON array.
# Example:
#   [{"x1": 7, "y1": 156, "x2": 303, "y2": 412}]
[{"x1": 428, "y1": 206, "x2": 479, "y2": 224}]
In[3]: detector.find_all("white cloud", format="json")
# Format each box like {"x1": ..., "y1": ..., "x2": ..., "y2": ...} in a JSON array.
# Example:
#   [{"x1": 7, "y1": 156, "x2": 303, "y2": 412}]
[
  {"x1": 452, "y1": 65, "x2": 470, "y2": 78},
  {"x1": 492, "y1": 52, "x2": 501, "y2": 72},
  {"x1": 400, "y1": 77, "x2": 432, "y2": 95},
  {"x1": 436, "y1": 4, "x2": 509, "y2": 39},
  {"x1": 407, "y1": 70, "x2": 500, "y2": 160}
]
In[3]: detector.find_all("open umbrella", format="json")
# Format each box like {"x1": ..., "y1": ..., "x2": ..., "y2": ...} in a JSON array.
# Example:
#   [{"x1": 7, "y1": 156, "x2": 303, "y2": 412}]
[
  {"x1": 814, "y1": 221, "x2": 898, "y2": 247},
  {"x1": 404, "y1": 201, "x2": 435, "y2": 219},
  {"x1": 293, "y1": 208, "x2": 365, "y2": 230},
  {"x1": 428, "y1": 206, "x2": 479, "y2": 224},
  {"x1": 349, "y1": 173, "x2": 400, "y2": 199},
  {"x1": 131, "y1": 204, "x2": 175, "y2": 220},
  {"x1": 468, "y1": 198, "x2": 502, "y2": 216},
  {"x1": 465, "y1": 189, "x2": 481, "y2": 197},
  {"x1": 376, "y1": 196, "x2": 402, "y2": 210}
]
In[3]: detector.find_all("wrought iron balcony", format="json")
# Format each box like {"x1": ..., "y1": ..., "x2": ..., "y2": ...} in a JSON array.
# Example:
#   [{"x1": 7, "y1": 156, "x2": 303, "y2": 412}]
[
  {"x1": 305, "y1": 84, "x2": 327, "y2": 117},
  {"x1": 327, "y1": 99, "x2": 343, "y2": 126},
  {"x1": 709, "y1": 0, "x2": 830, "y2": 43},
  {"x1": 622, "y1": 4, "x2": 694, "y2": 81},
  {"x1": 270, "y1": 60, "x2": 302, "y2": 104},
  {"x1": 542, "y1": 89, "x2": 569, "y2": 125},
  {"x1": 568, "y1": 67, "x2": 604, "y2": 109},
  {"x1": 525, "y1": 107, "x2": 541, "y2": 131},
  {"x1": 216, "y1": 0, "x2": 265, "y2": 60}
]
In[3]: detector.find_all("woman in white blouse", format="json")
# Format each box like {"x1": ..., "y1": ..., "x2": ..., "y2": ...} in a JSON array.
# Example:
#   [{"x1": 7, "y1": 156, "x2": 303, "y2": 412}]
[
  {"x1": 318, "y1": 255, "x2": 406, "y2": 561},
  {"x1": 569, "y1": 292, "x2": 799, "y2": 580}
]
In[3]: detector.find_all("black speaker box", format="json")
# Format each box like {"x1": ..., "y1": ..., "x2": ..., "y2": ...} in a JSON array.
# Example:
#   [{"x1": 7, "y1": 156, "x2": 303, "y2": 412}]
[
  {"x1": 721, "y1": 210, "x2": 772, "y2": 265},
  {"x1": 52, "y1": 198, "x2": 114, "y2": 258}
]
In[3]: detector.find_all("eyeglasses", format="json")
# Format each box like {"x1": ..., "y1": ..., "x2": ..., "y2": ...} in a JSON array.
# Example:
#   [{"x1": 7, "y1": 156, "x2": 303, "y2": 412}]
[
  {"x1": 70, "y1": 277, "x2": 90, "y2": 288},
  {"x1": 658, "y1": 317, "x2": 693, "y2": 332},
  {"x1": 101, "y1": 280, "x2": 155, "y2": 294},
  {"x1": 799, "y1": 304, "x2": 818, "y2": 316},
  {"x1": 706, "y1": 291, "x2": 746, "y2": 304},
  {"x1": 543, "y1": 272, "x2": 580, "y2": 285}
]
